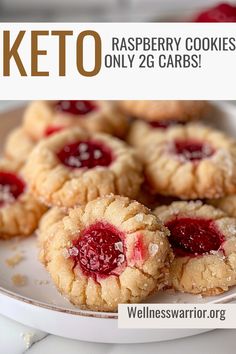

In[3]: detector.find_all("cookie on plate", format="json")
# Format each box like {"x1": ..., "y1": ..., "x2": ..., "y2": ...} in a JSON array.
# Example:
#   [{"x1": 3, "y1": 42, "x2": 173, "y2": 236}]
[
  {"x1": 4, "y1": 127, "x2": 36, "y2": 166},
  {"x1": 23, "y1": 128, "x2": 143, "y2": 208},
  {"x1": 23, "y1": 100, "x2": 128, "y2": 140},
  {"x1": 0, "y1": 159, "x2": 47, "y2": 239},
  {"x1": 154, "y1": 201, "x2": 236, "y2": 296},
  {"x1": 120, "y1": 100, "x2": 208, "y2": 123},
  {"x1": 39, "y1": 195, "x2": 172, "y2": 311},
  {"x1": 140, "y1": 123, "x2": 236, "y2": 199}
]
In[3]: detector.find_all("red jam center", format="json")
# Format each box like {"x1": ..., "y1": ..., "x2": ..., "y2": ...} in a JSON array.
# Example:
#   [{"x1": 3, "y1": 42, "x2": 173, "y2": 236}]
[
  {"x1": 55, "y1": 100, "x2": 97, "y2": 116},
  {"x1": 69, "y1": 222, "x2": 126, "y2": 279},
  {"x1": 0, "y1": 172, "x2": 25, "y2": 207},
  {"x1": 44, "y1": 125, "x2": 64, "y2": 137},
  {"x1": 57, "y1": 141, "x2": 113, "y2": 169},
  {"x1": 173, "y1": 139, "x2": 214, "y2": 161},
  {"x1": 148, "y1": 120, "x2": 186, "y2": 130},
  {"x1": 166, "y1": 217, "x2": 225, "y2": 257},
  {"x1": 194, "y1": 3, "x2": 236, "y2": 22}
]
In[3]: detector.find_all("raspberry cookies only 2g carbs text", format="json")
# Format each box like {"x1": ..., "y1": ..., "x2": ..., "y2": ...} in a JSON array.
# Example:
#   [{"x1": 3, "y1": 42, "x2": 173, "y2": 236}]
[{"x1": 2, "y1": 99, "x2": 236, "y2": 312}]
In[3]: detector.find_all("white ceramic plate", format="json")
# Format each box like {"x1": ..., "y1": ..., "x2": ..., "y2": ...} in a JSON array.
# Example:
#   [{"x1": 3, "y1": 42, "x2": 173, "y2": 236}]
[{"x1": 0, "y1": 102, "x2": 236, "y2": 343}]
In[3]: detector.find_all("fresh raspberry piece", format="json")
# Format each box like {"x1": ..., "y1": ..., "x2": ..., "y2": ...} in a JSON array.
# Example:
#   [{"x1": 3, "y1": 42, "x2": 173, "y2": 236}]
[
  {"x1": 166, "y1": 217, "x2": 225, "y2": 256},
  {"x1": 0, "y1": 172, "x2": 25, "y2": 207},
  {"x1": 57, "y1": 140, "x2": 113, "y2": 169},
  {"x1": 69, "y1": 222, "x2": 126, "y2": 279},
  {"x1": 173, "y1": 139, "x2": 214, "y2": 161},
  {"x1": 55, "y1": 100, "x2": 97, "y2": 116},
  {"x1": 194, "y1": 3, "x2": 236, "y2": 22}
]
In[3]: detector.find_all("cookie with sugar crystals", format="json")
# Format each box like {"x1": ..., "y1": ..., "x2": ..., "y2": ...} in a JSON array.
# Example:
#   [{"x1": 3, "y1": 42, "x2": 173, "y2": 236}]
[
  {"x1": 22, "y1": 128, "x2": 143, "y2": 208},
  {"x1": 39, "y1": 195, "x2": 172, "y2": 312},
  {"x1": 140, "y1": 123, "x2": 236, "y2": 199},
  {"x1": 5, "y1": 127, "x2": 36, "y2": 166},
  {"x1": 154, "y1": 201, "x2": 236, "y2": 296},
  {"x1": 120, "y1": 100, "x2": 208, "y2": 123},
  {"x1": 23, "y1": 100, "x2": 129, "y2": 140},
  {"x1": 0, "y1": 159, "x2": 47, "y2": 239}
]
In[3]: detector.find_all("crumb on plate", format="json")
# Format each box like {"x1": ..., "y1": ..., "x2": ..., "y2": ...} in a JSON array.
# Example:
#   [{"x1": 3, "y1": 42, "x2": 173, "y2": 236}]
[
  {"x1": 5, "y1": 253, "x2": 24, "y2": 268},
  {"x1": 12, "y1": 274, "x2": 27, "y2": 286}
]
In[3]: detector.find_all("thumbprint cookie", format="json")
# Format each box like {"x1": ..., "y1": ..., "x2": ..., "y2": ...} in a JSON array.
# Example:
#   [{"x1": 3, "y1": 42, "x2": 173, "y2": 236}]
[
  {"x1": 23, "y1": 128, "x2": 143, "y2": 208},
  {"x1": 5, "y1": 127, "x2": 36, "y2": 166},
  {"x1": 39, "y1": 195, "x2": 172, "y2": 311},
  {"x1": 154, "y1": 201, "x2": 236, "y2": 296},
  {"x1": 120, "y1": 100, "x2": 208, "y2": 124},
  {"x1": 0, "y1": 159, "x2": 46, "y2": 239},
  {"x1": 140, "y1": 124, "x2": 236, "y2": 199},
  {"x1": 23, "y1": 100, "x2": 128, "y2": 140}
]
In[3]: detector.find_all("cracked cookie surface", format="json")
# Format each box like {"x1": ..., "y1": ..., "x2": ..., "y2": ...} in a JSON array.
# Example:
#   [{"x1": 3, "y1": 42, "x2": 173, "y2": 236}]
[
  {"x1": 23, "y1": 128, "x2": 143, "y2": 208},
  {"x1": 5, "y1": 127, "x2": 36, "y2": 166},
  {"x1": 0, "y1": 159, "x2": 47, "y2": 239},
  {"x1": 154, "y1": 201, "x2": 236, "y2": 296},
  {"x1": 120, "y1": 100, "x2": 208, "y2": 122},
  {"x1": 140, "y1": 123, "x2": 236, "y2": 199},
  {"x1": 23, "y1": 100, "x2": 129, "y2": 140},
  {"x1": 39, "y1": 195, "x2": 172, "y2": 311}
]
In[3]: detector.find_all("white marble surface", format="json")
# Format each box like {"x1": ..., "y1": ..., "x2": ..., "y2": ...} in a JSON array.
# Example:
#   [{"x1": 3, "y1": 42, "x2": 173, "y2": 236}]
[{"x1": 1, "y1": 100, "x2": 236, "y2": 352}]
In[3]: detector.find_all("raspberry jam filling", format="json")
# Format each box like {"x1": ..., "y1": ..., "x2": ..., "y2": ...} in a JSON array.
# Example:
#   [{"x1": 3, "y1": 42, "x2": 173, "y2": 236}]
[
  {"x1": 68, "y1": 222, "x2": 126, "y2": 280},
  {"x1": 194, "y1": 3, "x2": 236, "y2": 22},
  {"x1": 166, "y1": 217, "x2": 225, "y2": 257},
  {"x1": 44, "y1": 125, "x2": 64, "y2": 137},
  {"x1": 173, "y1": 139, "x2": 214, "y2": 161},
  {"x1": 148, "y1": 120, "x2": 186, "y2": 129},
  {"x1": 55, "y1": 100, "x2": 97, "y2": 116},
  {"x1": 130, "y1": 234, "x2": 147, "y2": 264},
  {"x1": 57, "y1": 140, "x2": 113, "y2": 169},
  {"x1": 0, "y1": 172, "x2": 25, "y2": 207}
]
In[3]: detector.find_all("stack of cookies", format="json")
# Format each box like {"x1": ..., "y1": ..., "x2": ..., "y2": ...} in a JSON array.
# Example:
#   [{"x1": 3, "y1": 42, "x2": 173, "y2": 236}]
[{"x1": 1, "y1": 100, "x2": 236, "y2": 312}]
